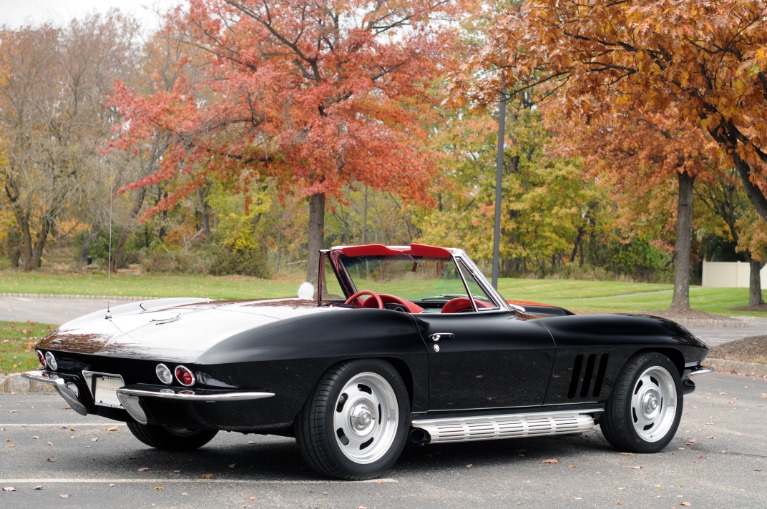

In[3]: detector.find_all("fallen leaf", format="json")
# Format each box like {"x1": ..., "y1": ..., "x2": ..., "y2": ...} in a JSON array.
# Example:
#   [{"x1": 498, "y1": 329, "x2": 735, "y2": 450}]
[
  {"x1": 542, "y1": 458, "x2": 559, "y2": 464},
  {"x1": 228, "y1": 463, "x2": 237, "y2": 469},
  {"x1": 59, "y1": 494, "x2": 70, "y2": 499},
  {"x1": 136, "y1": 467, "x2": 150, "y2": 472},
  {"x1": 466, "y1": 464, "x2": 473, "y2": 468},
  {"x1": 697, "y1": 455, "x2": 705, "y2": 459},
  {"x1": 680, "y1": 503, "x2": 691, "y2": 507},
  {"x1": 33, "y1": 486, "x2": 42, "y2": 491},
  {"x1": 154, "y1": 486, "x2": 165, "y2": 491},
  {"x1": 201, "y1": 473, "x2": 215, "y2": 479},
  {"x1": 761, "y1": 393, "x2": 767, "y2": 398},
  {"x1": 91, "y1": 437, "x2": 99, "y2": 442},
  {"x1": 2, "y1": 487, "x2": 16, "y2": 492},
  {"x1": 567, "y1": 465, "x2": 577, "y2": 469},
  {"x1": 47, "y1": 457, "x2": 56, "y2": 462},
  {"x1": 626, "y1": 465, "x2": 642, "y2": 470},
  {"x1": 103, "y1": 426, "x2": 119, "y2": 432},
  {"x1": 618, "y1": 452, "x2": 635, "y2": 456}
]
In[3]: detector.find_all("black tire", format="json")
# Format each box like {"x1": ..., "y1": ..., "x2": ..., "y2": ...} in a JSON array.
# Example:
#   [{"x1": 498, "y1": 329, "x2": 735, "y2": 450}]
[
  {"x1": 295, "y1": 359, "x2": 410, "y2": 480},
  {"x1": 126, "y1": 421, "x2": 218, "y2": 451},
  {"x1": 600, "y1": 352, "x2": 683, "y2": 453}
]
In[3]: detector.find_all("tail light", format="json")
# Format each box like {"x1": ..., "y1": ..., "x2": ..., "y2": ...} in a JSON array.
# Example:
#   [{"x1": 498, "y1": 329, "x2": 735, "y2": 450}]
[
  {"x1": 174, "y1": 365, "x2": 195, "y2": 387},
  {"x1": 155, "y1": 364, "x2": 173, "y2": 385},
  {"x1": 44, "y1": 351, "x2": 58, "y2": 371},
  {"x1": 36, "y1": 350, "x2": 46, "y2": 368}
]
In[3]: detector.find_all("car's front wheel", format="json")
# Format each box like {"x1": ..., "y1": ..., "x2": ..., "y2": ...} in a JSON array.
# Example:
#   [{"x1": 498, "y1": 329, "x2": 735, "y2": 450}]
[
  {"x1": 600, "y1": 352, "x2": 682, "y2": 453},
  {"x1": 296, "y1": 359, "x2": 410, "y2": 480},
  {"x1": 126, "y1": 421, "x2": 218, "y2": 451}
]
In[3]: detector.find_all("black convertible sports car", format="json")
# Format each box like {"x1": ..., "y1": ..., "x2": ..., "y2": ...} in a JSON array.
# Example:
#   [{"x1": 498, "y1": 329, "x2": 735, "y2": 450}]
[{"x1": 24, "y1": 244, "x2": 712, "y2": 479}]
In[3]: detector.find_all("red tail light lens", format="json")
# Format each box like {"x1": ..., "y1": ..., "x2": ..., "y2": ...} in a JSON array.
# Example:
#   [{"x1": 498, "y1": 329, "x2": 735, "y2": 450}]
[
  {"x1": 174, "y1": 365, "x2": 195, "y2": 387},
  {"x1": 36, "y1": 350, "x2": 46, "y2": 368}
]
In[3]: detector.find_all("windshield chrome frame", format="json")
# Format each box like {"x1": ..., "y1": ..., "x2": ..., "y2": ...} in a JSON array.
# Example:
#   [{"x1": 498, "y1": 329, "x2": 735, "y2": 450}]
[{"x1": 321, "y1": 246, "x2": 511, "y2": 312}]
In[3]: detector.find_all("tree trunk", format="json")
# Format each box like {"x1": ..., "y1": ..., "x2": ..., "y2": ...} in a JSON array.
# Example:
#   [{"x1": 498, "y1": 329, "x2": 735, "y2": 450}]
[
  {"x1": 27, "y1": 214, "x2": 53, "y2": 270},
  {"x1": 670, "y1": 171, "x2": 695, "y2": 311},
  {"x1": 749, "y1": 259, "x2": 765, "y2": 306},
  {"x1": 306, "y1": 192, "x2": 325, "y2": 286},
  {"x1": 112, "y1": 187, "x2": 147, "y2": 272}
]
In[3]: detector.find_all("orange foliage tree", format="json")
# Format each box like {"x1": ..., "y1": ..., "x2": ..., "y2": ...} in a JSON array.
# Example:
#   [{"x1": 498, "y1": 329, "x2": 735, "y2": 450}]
[
  {"x1": 471, "y1": 0, "x2": 767, "y2": 309},
  {"x1": 110, "y1": 0, "x2": 467, "y2": 283}
]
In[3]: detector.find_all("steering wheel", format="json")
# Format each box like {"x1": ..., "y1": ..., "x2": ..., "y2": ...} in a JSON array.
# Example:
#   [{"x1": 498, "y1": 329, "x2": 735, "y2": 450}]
[{"x1": 344, "y1": 290, "x2": 384, "y2": 309}]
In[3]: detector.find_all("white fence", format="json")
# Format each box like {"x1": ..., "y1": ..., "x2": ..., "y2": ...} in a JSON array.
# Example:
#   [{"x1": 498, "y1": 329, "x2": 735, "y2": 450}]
[{"x1": 702, "y1": 260, "x2": 767, "y2": 288}]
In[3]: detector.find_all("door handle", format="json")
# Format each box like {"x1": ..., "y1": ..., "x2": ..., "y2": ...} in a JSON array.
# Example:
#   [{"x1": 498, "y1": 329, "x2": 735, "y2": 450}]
[{"x1": 429, "y1": 332, "x2": 454, "y2": 342}]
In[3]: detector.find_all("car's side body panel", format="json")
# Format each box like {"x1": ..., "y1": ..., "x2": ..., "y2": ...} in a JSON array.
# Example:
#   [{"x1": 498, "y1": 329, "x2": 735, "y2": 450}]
[
  {"x1": 414, "y1": 312, "x2": 555, "y2": 411},
  {"x1": 539, "y1": 314, "x2": 709, "y2": 406}
]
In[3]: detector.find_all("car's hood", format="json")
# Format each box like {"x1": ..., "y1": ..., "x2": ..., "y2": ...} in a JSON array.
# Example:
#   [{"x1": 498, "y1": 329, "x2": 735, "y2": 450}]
[{"x1": 37, "y1": 297, "x2": 342, "y2": 362}]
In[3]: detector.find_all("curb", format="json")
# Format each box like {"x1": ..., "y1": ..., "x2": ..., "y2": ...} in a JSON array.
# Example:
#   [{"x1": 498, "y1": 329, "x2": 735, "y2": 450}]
[
  {"x1": 704, "y1": 358, "x2": 767, "y2": 379},
  {"x1": 0, "y1": 373, "x2": 56, "y2": 394},
  {"x1": 2, "y1": 358, "x2": 765, "y2": 394}
]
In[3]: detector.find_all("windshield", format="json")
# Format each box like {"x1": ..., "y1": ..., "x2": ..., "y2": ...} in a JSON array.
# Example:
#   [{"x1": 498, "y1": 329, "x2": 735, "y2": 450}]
[{"x1": 327, "y1": 252, "x2": 501, "y2": 312}]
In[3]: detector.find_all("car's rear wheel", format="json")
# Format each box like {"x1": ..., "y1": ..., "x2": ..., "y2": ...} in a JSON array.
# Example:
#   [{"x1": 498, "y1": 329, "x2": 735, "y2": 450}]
[
  {"x1": 600, "y1": 352, "x2": 682, "y2": 453},
  {"x1": 126, "y1": 421, "x2": 218, "y2": 451},
  {"x1": 296, "y1": 359, "x2": 409, "y2": 480}
]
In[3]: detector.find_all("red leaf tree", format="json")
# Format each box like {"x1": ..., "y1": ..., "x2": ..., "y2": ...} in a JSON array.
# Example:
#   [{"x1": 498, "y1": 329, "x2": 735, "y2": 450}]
[
  {"x1": 110, "y1": 0, "x2": 466, "y2": 282},
  {"x1": 471, "y1": 0, "x2": 767, "y2": 309}
]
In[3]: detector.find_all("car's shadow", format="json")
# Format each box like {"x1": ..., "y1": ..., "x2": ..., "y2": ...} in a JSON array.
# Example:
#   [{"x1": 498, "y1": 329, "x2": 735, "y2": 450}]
[{"x1": 80, "y1": 429, "x2": 615, "y2": 481}]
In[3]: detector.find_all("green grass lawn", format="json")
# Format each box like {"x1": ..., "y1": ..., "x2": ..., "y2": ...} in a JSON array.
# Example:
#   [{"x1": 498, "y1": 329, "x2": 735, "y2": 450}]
[
  {"x1": 1, "y1": 268, "x2": 764, "y2": 316},
  {"x1": 0, "y1": 321, "x2": 55, "y2": 374},
  {"x1": 0, "y1": 270, "x2": 303, "y2": 300}
]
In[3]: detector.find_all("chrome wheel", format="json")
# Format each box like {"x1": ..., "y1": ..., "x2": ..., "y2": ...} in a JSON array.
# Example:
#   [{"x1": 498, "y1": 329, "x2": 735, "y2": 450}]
[
  {"x1": 296, "y1": 359, "x2": 409, "y2": 479},
  {"x1": 600, "y1": 352, "x2": 683, "y2": 453},
  {"x1": 333, "y1": 372, "x2": 399, "y2": 464},
  {"x1": 630, "y1": 366, "x2": 677, "y2": 442}
]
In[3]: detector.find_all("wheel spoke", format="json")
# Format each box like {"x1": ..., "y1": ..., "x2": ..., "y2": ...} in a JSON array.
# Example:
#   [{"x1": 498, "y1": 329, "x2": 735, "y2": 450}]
[
  {"x1": 332, "y1": 372, "x2": 398, "y2": 464},
  {"x1": 630, "y1": 366, "x2": 677, "y2": 441}
]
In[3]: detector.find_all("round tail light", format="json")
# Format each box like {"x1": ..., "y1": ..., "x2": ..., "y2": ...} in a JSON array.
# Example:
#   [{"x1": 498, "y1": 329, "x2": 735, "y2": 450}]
[
  {"x1": 174, "y1": 365, "x2": 195, "y2": 387},
  {"x1": 45, "y1": 351, "x2": 58, "y2": 371},
  {"x1": 155, "y1": 364, "x2": 173, "y2": 385},
  {"x1": 36, "y1": 350, "x2": 46, "y2": 368}
]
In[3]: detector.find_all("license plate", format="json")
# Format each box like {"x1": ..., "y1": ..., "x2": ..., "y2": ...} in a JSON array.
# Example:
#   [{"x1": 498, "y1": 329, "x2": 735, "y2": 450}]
[{"x1": 93, "y1": 375, "x2": 124, "y2": 408}]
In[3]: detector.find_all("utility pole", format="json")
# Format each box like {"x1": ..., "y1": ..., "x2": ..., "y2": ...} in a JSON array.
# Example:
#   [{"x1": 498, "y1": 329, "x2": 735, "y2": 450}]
[{"x1": 492, "y1": 90, "x2": 507, "y2": 289}]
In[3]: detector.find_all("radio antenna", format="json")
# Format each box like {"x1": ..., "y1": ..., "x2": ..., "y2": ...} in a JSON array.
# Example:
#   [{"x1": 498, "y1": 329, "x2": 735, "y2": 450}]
[{"x1": 105, "y1": 181, "x2": 113, "y2": 320}]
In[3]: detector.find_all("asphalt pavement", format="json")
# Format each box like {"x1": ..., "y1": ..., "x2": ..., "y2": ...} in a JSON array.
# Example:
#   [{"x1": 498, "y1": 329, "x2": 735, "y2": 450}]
[
  {"x1": 1, "y1": 296, "x2": 765, "y2": 507},
  {"x1": 1, "y1": 373, "x2": 765, "y2": 508}
]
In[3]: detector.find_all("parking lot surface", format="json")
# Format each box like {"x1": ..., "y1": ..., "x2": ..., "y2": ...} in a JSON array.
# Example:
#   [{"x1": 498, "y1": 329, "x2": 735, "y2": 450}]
[{"x1": 1, "y1": 372, "x2": 765, "y2": 509}]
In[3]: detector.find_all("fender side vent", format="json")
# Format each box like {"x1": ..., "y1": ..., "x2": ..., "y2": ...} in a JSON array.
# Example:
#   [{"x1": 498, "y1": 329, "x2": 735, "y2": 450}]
[{"x1": 568, "y1": 353, "x2": 609, "y2": 399}]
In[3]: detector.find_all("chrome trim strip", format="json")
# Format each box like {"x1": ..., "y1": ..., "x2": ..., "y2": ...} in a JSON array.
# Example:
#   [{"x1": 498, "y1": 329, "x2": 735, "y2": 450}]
[
  {"x1": 411, "y1": 408, "x2": 601, "y2": 444},
  {"x1": 690, "y1": 366, "x2": 715, "y2": 376},
  {"x1": 116, "y1": 387, "x2": 275, "y2": 402},
  {"x1": 22, "y1": 371, "x2": 88, "y2": 416},
  {"x1": 22, "y1": 370, "x2": 65, "y2": 386}
]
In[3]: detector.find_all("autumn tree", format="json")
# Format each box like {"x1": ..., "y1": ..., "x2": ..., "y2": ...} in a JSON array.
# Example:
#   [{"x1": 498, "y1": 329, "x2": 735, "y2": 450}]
[
  {"x1": 111, "y1": 0, "x2": 467, "y2": 284},
  {"x1": 470, "y1": 1, "x2": 767, "y2": 309},
  {"x1": 0, "y1": 14, "x2": 140, "y2": 269},
  {"x1": 419, "y1": 101, "x2": 613, "y2": 277},
  {"x1": 543, "y1": 96, "x2": 723, "y2": 308},
  {"x1": 697, "y1": 170, "x2": 766, "y2": 307}
]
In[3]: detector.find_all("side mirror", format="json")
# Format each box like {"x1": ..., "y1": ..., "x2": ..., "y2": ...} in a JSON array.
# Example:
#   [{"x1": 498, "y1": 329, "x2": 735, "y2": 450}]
[{"x1": 297, "y1": 282, "x2": 315, "y2": 300}]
